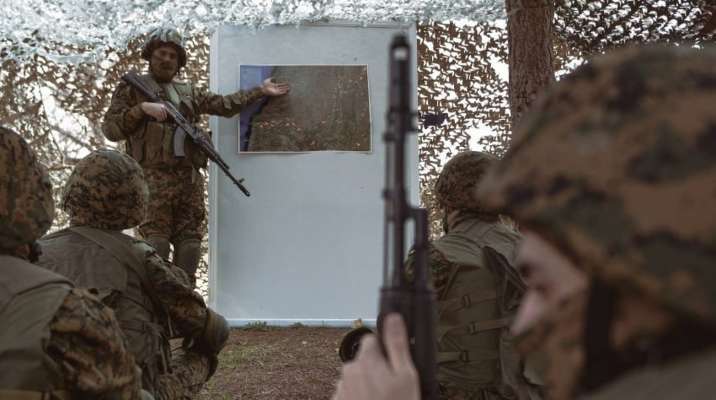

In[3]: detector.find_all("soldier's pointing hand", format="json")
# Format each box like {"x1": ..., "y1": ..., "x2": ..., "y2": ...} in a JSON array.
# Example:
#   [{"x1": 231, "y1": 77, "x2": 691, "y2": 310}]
[
  {"x1": 141, "y1": 101, "x2": 169, "y2": 121},
  {"x1": 261, "y1": 78, "x2": 290, "y2": 96}
]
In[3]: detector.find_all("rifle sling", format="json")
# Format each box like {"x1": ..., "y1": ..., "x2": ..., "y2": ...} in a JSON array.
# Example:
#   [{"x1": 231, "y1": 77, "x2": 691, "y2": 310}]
[{"x1": 68, "y1": 227, "x2": 160, "y2": 310}]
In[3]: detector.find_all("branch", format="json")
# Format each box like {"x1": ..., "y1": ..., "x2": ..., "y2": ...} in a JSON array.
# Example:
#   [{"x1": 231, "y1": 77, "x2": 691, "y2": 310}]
[{"x1": 50, "y1": 124, "x2": 93, "y2": 150}]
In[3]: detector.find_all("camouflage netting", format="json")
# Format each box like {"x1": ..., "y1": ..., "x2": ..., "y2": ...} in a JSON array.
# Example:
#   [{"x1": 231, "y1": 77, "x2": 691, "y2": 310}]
[
  {"x1": 1, "y1": 0, "x2": 504, "y2": 65},
  {"x1": 417, "y1": 20, "x2": 583, "y2": 236},
  {"x1": 417, "y1": 0, "x2": 715, "y2": 237},
  {"x1": 2, "y1": 0, "x2": 714, "y2": 296},
  {"x1": 554, "y1": 0, "x2": 716, "y2": 52}
]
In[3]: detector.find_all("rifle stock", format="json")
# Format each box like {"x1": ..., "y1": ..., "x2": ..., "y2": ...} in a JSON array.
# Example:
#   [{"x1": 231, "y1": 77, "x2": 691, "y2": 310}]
[{"x1": 121, "y1": 72, "x2": 251, "y2": 197}]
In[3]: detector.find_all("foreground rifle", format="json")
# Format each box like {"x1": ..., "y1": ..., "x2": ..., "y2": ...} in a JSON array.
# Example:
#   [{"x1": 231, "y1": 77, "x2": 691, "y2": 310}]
[
  {"x1": 339, "y1": 34, "x2": 438, "y2": 400},
  {"x1": 122, "y1": 72, "x2": 251, "y2": 197}
]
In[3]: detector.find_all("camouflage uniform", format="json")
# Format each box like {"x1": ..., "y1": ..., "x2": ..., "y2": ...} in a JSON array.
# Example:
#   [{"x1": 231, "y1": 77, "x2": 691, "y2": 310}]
[
  {"x1": 102, "y1": 28, "x2": 265, "y2": 285},
  {"x1": 0, "y1": 127, "x2": 144, "y2": 400},
  {"x1": 477, "y1": 46, "x2": 716, "y2": 399},
  {"x1": 407, "y1": 152, "x2": 541, "y2": 400},
  {"x1": 37, "y1": 149, "x2": 230, "y2": 400}
]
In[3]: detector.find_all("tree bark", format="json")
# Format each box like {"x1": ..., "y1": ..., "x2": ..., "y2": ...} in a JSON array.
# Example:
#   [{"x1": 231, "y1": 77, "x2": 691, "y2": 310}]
[{"x1": 507, "y1": 0, "x2": 555, "y2": 132}]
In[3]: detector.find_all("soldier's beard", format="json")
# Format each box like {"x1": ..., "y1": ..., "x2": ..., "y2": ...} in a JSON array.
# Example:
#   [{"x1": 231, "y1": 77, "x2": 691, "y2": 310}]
[{"x1": 150, "y1": 60, "x2": 178, "y2": 83}]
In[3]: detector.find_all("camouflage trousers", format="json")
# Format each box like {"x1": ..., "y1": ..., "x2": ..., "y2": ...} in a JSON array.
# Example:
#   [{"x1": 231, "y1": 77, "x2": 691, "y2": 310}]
[
  {"x1": 155, "y1": 348, "x2": 211, "y2": 400},
  {"x1": 138, "y1": 167, "x2": 205, "y2": 244}
]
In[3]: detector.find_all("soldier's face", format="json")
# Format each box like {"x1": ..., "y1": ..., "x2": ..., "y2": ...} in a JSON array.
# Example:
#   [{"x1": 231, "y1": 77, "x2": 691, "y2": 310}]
[
  {"x1": 511, "y1": 231, "x2": 588, "y2": 336},
  {"x1": 150, "y1": 45, "x2": 179, "y2": 82}
]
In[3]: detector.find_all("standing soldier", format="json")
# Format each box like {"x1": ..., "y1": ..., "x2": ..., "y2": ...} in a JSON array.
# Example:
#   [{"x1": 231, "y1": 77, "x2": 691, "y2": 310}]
[
  {"x1": 102, "y1": 28, "x2": 289, "y2": 286},
  {"x1": 0, "y1": 127, "x2": 147, "y2": 399},
  {"x1": 37, "y1": 149, "x2": 230, "y2": 400},
  {"x1": 408, "y1": 151, "x2": 541, "y2": 400}
]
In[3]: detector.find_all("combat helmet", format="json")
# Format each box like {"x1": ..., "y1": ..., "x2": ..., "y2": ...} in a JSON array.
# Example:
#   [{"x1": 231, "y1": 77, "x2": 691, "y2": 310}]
[
  {"x1": 141, "y1": 27, "x2": 187, "y2": 67},
  {"x1": 62, "y1": 149, "x2": 149, "y2": 230},
  {"x1": 478, "y1": 45, "x2": 716, "y2": 326},
  {"x1": 0, "y1": 126, "x2": 54, "y2": 251},
  {"x1": 435, "y1": 151, "x2": 496, "y2": 212}
]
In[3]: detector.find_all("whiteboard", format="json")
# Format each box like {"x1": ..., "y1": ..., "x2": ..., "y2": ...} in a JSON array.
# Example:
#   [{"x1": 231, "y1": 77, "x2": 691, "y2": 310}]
[{"x1": 208, "y1": 22, "x2": 418, "y2": 327}]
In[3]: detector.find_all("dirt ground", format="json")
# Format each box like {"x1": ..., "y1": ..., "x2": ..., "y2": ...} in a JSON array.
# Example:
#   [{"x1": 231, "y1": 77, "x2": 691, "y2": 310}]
[{"x1": 197, "y1": 325, "x2": 350, "y2": 400}]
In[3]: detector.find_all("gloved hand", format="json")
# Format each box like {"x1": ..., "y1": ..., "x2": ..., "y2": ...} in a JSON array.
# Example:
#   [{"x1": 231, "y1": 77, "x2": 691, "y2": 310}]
[{"x1": 194, "y1": 308, "x2": 229, "y2": 356}]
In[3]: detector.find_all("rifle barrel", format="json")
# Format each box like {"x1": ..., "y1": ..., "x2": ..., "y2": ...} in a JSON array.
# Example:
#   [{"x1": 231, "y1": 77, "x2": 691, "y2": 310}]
[{"x1": 379, "y1": 34, "x2": 438, "y2": 400}]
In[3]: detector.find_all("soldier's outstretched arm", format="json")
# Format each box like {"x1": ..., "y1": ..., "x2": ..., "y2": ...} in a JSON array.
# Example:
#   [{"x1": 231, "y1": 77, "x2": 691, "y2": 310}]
[
  {"x1": 192, "y1": 84, "x2": 267, "y2": 118},
  {"x1": 47, "y1": 288, "x2": 144, "y2": 400},
  {"x1": 102, "y1": 82, "x2": 146, "y2": 142}
]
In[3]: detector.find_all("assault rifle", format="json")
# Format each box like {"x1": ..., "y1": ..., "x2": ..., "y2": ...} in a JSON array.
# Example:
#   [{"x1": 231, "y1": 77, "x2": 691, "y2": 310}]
[
  {"x1": 122, "y1": 72, "x2": 251, "y2": 197},
  {"x1": 339, "y1": 34, "x2": 438, "y2": 400}
]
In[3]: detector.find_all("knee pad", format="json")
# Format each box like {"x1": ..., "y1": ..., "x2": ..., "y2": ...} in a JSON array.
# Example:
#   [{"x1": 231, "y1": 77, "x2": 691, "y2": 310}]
[
  {"x1": 145, "y1": 236, "x2": 171, "y2": 260},
  {"x1": 173, "y1": 239, "x2": 202, "y2": 287}
]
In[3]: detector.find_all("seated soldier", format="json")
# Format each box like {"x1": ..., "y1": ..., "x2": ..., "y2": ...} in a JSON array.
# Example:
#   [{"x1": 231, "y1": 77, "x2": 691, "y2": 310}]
[
  {"x1": 406, "y1": 151, "x2": 541, "y2": 400},
  {"x1": 478, "y1": 44, "x2": 716, "y2": 400},
  {"x1": 0, "y1": 126, "x2": 148, "y2": 399},
  {"x1": 37, "y1": 149, "x2": 229, "y2": 400}
]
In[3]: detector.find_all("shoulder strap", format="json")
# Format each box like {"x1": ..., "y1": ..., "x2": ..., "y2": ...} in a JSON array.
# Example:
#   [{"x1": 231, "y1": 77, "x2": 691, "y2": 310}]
[
  {"x1": 483, "y1": 246, "x2": 526, "y2": 293},
  {"x1": 68, "y1": 227, "x2": 151, "y2": 295},
  {"x1": 162, "y1": 83, "x2": 182, "y2": 107},
  {"x1": 69, "y1": 226, "x2": 146, "y2": 276},
  {"x1": 171, "y1": 81, "x2": 196, "y2": 119},
  {"x1": 137, "y1": 74, "x2": 164, "y2": 98},
  {"x1": 68, "y1": 227, "x2": 175, "y2": 337}
]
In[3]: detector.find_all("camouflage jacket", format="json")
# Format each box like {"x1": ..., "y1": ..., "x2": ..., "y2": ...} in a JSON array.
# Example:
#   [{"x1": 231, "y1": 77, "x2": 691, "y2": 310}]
[
  {"x1": 102, "y1": 72, "x2": 264, "y2": 169},
  {"x1": 0, "y1": 255, "x2": 142, "y2": 399},
  {"x1": 578, "y1": 347, "x2": 716, "y2": 400},
  {"x1": 38, "y1": 227, "x2": 209, "y2": 394}
]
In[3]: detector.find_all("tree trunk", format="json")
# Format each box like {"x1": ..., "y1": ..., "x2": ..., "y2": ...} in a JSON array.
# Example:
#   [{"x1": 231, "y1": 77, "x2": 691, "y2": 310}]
[{"x1": 507, "y1": 0, "x2": 555, "y2": 131}]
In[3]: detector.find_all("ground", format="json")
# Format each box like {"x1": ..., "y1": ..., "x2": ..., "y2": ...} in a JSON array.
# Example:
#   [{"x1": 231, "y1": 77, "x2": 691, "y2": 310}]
[{"x1": 197, "y1": 325, "x2": 351, "y2": 400}]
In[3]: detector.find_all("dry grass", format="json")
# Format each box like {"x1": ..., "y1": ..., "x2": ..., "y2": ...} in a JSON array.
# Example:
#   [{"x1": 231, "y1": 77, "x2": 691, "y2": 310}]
[{"x1": 197, "y1": 325, "x2": 350, "y2": 400}]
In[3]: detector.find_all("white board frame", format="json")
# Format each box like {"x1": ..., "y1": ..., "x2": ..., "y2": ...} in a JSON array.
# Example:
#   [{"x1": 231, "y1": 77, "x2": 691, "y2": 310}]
[{"x1": 208, "y1": 22, "x2": 418, "y2": 327}]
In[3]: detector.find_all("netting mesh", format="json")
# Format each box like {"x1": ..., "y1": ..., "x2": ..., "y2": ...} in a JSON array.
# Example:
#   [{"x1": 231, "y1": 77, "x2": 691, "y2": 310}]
[
  {"x1": 554, "y1": 0, "x2": 715, "y2": 53},
  {"x1": 417, "y1": 21, "x2": 510, "y2": 236},
  {"x1": 1, "y1": 1, "x2": 504, "y2": 65}
]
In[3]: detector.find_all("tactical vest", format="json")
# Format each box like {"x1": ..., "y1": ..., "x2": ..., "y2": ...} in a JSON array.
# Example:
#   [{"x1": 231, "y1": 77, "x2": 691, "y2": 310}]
[
  {"x1": 37, "y1": 227, "x2": 171, "y2": 396},
  {"x1": 126, "y1": 74, "x2": 207, "y2": 169},
  {"x1": 432, "y1": 219, "x2": 536, "y2": 399},
  {"x1": 0, "y1": 255, "x2": 72, "y2": 397}
]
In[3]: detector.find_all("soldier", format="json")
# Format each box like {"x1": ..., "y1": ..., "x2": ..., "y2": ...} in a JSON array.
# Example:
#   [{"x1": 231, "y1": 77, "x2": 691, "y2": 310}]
[
  {"x1": 407, "y1": 151, "x2": 541, "y2": 400},
  {"x1": 335, "y1": 45, "x2": 716, "y2": 400},
  {"x1": 102, "y1": 27, "x2": 289, "y2": 286},
  {"x1": 37, "y1": 149, "x2": 230, "y2": 400},
  {"x1": 477, "y1": 45, "x2": 716, "y2": 399},
  {"x1": 0, "y1": 126, "x2": 147, "y2": 399}
]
